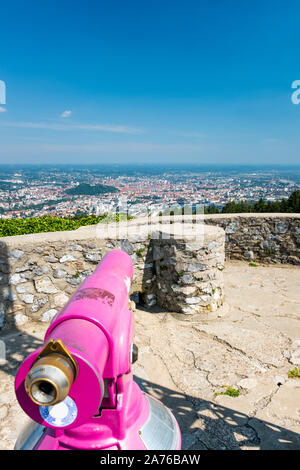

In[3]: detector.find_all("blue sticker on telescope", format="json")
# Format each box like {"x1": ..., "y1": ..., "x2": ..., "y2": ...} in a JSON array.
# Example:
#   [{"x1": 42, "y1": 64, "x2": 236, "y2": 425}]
[{"x1": 40, "y1": 396, "x2": 77, "y2": 427}]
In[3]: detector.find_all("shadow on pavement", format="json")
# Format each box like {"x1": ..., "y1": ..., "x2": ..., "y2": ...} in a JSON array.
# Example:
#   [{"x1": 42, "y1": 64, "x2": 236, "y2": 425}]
[
  {"x1": 134, "y1": 376, "x2": 300, "y2": 450},
  {"x1": 0, "y1": 240, "x2": 299, "y2": 450}
]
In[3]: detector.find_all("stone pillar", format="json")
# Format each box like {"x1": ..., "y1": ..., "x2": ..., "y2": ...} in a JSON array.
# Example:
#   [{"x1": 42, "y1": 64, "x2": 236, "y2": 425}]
[{"x1": 151, "y1": 224, "x2": 225, "y2": 314}]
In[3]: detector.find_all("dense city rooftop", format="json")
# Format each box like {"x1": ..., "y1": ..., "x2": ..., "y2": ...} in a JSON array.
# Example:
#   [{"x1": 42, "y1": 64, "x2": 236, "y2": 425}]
[{"x1": 0, "y1": 165, "x2": 299, "y2": 219}]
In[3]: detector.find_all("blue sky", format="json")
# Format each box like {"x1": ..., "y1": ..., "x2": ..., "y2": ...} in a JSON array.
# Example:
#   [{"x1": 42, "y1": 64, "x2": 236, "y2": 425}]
[{"x1": 0, "y1": 0, "x2": 300, "y2": 165}]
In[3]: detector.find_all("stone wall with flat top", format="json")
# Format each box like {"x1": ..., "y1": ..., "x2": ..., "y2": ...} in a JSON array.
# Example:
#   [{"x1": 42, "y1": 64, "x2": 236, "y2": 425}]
[
  {"x1": 203, "y1": 213, "x2": 300, "y2": 265},
  {"x1": 151, "y1": 224, "x2": 225, "y2": 315},
  {"x1": 0, "y1": 213, "x2": 299, "y2": 329},
  {"x1": 0, "y1": 220, "x2": 225, "y2": 328}
]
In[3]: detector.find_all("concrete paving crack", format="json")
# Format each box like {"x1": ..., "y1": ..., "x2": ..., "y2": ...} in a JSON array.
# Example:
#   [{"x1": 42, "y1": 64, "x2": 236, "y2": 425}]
[
  {"x1": 192, "y1": 326, "x2": 270, "y2": 372},
  {"x1": 252, "y1": 386, "x2": 281, "y2": 417},
  {"x1": 188, "y1": 349, "x2": 215, "y2": 389},
  {"x1": 244, "y1": 421, "x2": 261, "y2": 445}
]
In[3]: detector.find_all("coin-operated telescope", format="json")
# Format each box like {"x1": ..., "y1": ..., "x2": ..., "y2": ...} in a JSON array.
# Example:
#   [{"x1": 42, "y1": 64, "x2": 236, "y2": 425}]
[{"x1": 14, "y1": 249, "x2": 181, "y2": 450}]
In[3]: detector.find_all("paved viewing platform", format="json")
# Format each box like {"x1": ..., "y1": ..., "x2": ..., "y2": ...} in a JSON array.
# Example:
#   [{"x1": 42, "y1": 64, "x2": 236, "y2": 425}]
[{"x1": 0, "y1": 260, "x2": 299, "y2": 450}]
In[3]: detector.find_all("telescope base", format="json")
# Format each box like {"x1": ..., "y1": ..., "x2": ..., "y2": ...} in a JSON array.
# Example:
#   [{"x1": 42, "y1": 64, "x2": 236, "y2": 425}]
[{"x1": 15, "y1": 394, "x2": 181, "y2": 450}]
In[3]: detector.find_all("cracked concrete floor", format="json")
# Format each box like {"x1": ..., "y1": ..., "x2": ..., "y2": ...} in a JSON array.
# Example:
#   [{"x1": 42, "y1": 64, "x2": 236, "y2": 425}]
[{"x1": 0, "y1": 260, "x2": 300, "y2": 450}]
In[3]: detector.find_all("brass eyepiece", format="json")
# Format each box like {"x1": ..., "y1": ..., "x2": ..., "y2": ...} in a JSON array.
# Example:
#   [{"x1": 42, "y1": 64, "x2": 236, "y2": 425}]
[{"x1": 25, "y1": 340, "x2": 77, "y2": 407}]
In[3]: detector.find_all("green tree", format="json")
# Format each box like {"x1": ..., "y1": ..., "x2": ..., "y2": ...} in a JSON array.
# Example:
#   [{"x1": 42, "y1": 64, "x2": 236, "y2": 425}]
[
  {"x1": 204, "y1": 204, "x2": 220, "y2": 214},
  {"x1": 252, "y1": 198, "x2": 267, "y2": 212},
  {"x1": 286, "y1": 190, "x2": 300, "y2": 212},
  {"x1": 220, "y1": 190, "x2": 300, "y2": 214}
]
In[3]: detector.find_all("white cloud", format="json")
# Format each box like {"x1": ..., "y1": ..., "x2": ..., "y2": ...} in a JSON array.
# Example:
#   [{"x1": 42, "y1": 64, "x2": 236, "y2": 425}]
[
  {"x1": 3, "y1": 121, "x2": 144, "y2": 135},
  {"x1": 0, "y1": 107, "x2": 7, "y2": 113},
  {"x1": 60, "y1": 110, "x2": 72, "y2": 118}
]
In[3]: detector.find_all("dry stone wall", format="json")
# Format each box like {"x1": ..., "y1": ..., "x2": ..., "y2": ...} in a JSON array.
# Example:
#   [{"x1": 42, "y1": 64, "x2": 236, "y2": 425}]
[
  {"x1": 0, "y1": 213, "x2": 299, "y2": 329},
  {"x1": 203, "y1": 214, "x2": 300, "y2": 265},
  {"x1": 0, "y1": 234, "x2": 149, "y2": 329},
  {"x1": 0, "y1": 221, "x2": 225, "y2": 328},
  {"x1": 151, "y1": 224, "x2": 225, "y2": 315}
]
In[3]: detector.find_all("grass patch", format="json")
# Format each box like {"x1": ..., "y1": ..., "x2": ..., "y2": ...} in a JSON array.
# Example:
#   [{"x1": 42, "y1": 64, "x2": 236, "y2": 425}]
[
  {"x1": 136, "y1": 247, "x2": 145, "y2": 258},
  {"x1": 249, "y1": 262, "x2": 259, "y2": 267},
  {"x1": 214, "y1": 386, "x2": 240, "y2": 398},
  {"x1": 288, "y1": 368, "x2": 300, "y2": 379},
  {"x1": 176, "y1": 270, "x2": 185, "y2": 277},
  {"x1": 264, "y1": 249, "x2": 276, "y2": 255}
]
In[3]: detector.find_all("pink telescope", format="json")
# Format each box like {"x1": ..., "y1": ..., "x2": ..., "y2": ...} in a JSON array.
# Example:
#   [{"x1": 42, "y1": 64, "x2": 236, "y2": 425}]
[{"x1": 14, "y1": 249, "x2": 181, "y2": 450}]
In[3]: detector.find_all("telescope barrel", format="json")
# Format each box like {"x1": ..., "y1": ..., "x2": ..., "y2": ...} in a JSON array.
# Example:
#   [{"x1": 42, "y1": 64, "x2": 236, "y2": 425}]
[
  {"x1": 14, "y1": 250, "x2": 182, "y2": 449},
  {"x1": 15, "y1": 250, "x2": 132, "y2": 428}
]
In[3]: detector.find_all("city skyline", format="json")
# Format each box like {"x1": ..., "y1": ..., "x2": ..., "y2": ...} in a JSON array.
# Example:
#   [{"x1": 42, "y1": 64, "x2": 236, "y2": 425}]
[
  {"x1": 0, "y1": 164, "x2": 299, "y2": 219},
  {"x1": 0, "y1": 1, "x2": 300, "y2": 165}
]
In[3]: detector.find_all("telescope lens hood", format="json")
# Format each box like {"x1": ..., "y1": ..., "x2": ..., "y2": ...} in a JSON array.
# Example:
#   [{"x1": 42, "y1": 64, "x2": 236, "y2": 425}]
[
  {"x1": 30, "y1": 378, "x2": 57, "y2": 405},
  {"x1": 25, "y1": 353, "x2": 75, "y2": 406}
]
